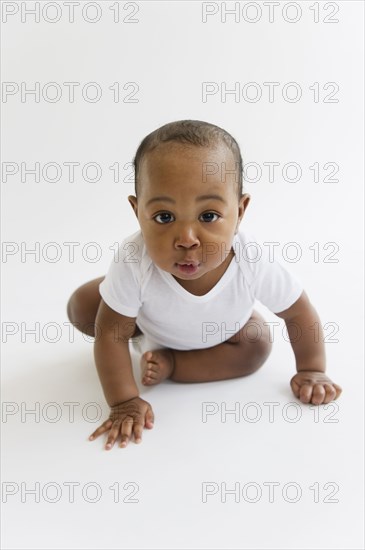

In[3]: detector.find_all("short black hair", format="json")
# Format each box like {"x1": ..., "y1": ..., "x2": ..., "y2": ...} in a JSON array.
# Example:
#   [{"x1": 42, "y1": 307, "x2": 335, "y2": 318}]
[{"x1": 133, "y1": 119, "x2": 243, "y2": 199}]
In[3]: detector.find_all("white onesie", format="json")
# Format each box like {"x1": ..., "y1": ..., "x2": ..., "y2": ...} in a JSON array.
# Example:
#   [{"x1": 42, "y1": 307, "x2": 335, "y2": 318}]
[{"x1": 99, "y1": 228, "x2": 303, "y2": 351}]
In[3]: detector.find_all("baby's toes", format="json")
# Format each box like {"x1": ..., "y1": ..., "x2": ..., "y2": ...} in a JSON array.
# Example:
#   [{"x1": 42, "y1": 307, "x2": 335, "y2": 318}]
[
  {"x1": 141, "y1": 352, "x2": 159, "y2": 385},
  {"x1": 141, "y1": 351, "x2": 152, "y2": 371},
  {"x1": 145, "y1": 360, "x2": 160, "y2": 378},
  {"x1": 141, "y1": 350, "x2": 153, "y2": 364},
  {"x1": 146, "y1": 369, "x2": 159, "y2": 382}
]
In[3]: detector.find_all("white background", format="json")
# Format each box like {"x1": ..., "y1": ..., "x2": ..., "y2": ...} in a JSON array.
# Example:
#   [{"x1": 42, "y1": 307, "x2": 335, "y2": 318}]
[{"x1": 1, "y1": 1, "x2": 364, "y2": 549}]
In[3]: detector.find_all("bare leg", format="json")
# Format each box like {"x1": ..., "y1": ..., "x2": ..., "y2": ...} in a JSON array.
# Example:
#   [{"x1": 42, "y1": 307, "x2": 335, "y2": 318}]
[
  {"x1": 140, "y1": 311, "x2": 272, "y2": 385},
  {"x1": 66, "y1": 276, "x2": 142, "y2": 338}
]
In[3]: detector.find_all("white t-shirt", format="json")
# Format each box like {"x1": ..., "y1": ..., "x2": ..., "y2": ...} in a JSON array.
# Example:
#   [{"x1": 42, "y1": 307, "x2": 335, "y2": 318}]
[{"x1": 99, "y1": 228, "x2": 303, "y2": 351}]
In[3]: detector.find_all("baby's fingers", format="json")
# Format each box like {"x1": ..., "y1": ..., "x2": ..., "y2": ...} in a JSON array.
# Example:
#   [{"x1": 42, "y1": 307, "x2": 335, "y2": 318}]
[
  {"x1": 119, "y1": 417, "x2": 134, "y2": 448},
  {"x1": 309, "y1": 382, "x2": 343, "y2": 405},
  {"x1": 332, "y1": 383, "x2": 343, "y2": 400},
  {"x1": 89, "y1": 419, "x2": 113, "y2": 441},
  {"x1": 133, "y1": 420, "x2": 144, "y2": 443},
  {"x1": 298, "y1": 384, "x2": 314, "y2": 404},
  {"x1": 144, "y1": 406, "x2": 155, "y2": 429},
  {"x1": 105, "y1": 420, "x2": 124, "y2": 450},
  {"x1": 305, "y1": 383, "x2": 340, "y2": 406},
  {"x1": 290, "y1": 377, "x2": 313, "y2": 402},
  {"x1": 319, "y1": 382, "x2": 342, "y2": 402},
  {"x1": 310, "y1": 384, "x2": 327, "y2": 405},
  {"x1": 290, "y1": 377, "x2": 301, "y2": 399},
  {"x1": 321, "y1": 383, "x2": 337, "y2": 404}
]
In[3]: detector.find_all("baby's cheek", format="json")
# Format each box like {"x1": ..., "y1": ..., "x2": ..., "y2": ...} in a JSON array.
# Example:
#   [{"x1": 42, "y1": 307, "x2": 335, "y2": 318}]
[{"x1": 149, "y1": 248, "x2": 170, "y2": 268}]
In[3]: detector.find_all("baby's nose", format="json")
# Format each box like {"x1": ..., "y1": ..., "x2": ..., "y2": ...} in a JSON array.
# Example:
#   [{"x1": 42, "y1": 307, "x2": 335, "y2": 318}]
[{"x1": 174, "y1": 226, "x2": 200, "y2": 248}]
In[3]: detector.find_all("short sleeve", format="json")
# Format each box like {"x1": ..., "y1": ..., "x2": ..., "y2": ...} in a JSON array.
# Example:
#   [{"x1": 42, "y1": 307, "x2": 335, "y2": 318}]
[
  {"x1": 250, "y1": 247, "x2": 304, "y2": 314},
  {"x1": 99, "y1": 235, "x2": 142, "y2": 317}
]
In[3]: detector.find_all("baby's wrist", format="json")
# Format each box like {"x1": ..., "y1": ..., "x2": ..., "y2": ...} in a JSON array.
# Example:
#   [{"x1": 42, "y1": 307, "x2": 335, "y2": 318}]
[
  {"x1": 109, "y1": 390, "x2": 140, "y2": 409},
  {"x1": 110, "y1": 397, "x2": 140, "y2": 413},
  {"x1": 296, "y1": 366, "x2": 326, "y2": 374},
  {"x1": 296, "y1": 359, "x2": 326, "y2": 374}
]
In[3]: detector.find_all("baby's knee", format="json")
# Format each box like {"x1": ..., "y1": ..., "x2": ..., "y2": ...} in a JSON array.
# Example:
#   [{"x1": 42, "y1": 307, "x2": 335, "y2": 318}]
[
  {"x1": 66, "y1": 285, "x2": 91, "y2": 326},
  {"x1": 231, "y1": 312, "x2": 271, "y2": 345},
  {"x1": 239, "y1": 313, "x2": 273, "y2": 363},
  {"x1": 256, "y1": 320, "x2": 273, "y2": 358},
  {"x1": 66, "y1": 290, "x2": 80, "y2": 325}
]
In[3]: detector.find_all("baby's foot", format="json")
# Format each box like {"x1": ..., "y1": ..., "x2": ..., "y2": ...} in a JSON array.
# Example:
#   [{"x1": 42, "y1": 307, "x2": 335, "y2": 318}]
[{"x1": 140, "y1": 349, "x2": 174, "y2": 386}]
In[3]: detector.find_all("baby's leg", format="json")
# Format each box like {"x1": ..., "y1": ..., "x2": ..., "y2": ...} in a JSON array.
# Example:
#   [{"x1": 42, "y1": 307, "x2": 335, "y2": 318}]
[
  {"x1": 66, "y1": 276, "x2": 142, "y2": 338},
  {"x1": 141, "y1": 311, "x2": 272, "y2": 385}
]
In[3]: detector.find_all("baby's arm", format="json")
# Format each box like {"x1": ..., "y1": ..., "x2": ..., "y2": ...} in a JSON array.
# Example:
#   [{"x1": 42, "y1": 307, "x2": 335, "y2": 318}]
[
  {"x1": 275, "y1": 291, "x2": 342, "y2": 405},
  {"x1": 89, "y1": 300, "x2": 154, "y2": 449}
]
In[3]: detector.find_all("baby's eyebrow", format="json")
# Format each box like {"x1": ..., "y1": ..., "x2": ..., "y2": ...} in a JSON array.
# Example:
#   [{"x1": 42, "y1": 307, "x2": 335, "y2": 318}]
[{"x1": 145, "y1": 194, "x2": 227, "y2": 207}]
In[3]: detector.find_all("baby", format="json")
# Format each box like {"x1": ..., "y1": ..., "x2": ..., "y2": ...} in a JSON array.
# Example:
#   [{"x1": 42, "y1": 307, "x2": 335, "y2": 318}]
[{"x1": 66, "y1": 119, "x2": 342, "y2": 450}]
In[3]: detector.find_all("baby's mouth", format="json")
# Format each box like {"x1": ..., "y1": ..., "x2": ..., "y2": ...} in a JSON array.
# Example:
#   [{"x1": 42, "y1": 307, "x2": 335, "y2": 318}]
[
  {"x1": 176, "y1": 261, "x2": 200, "y2": 267},
  {"x1": 175, "y1": 262, "x2": 201, "y2": 275}
]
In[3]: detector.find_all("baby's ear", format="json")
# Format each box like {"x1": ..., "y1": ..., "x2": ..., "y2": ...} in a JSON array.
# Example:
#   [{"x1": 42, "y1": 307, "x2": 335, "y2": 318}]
[
  {"x1": 128, "y1": 195, "x2": 138, "y2": 217},
  {"x1": 238, "y1": 193, "x2": 250, "y2": 223}
]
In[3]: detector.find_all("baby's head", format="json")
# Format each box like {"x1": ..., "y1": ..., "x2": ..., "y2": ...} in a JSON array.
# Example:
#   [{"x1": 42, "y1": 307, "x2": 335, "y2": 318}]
[
  {"x1": 128, "y1": 120, "x2": 250, "y2": 281},
  {"x1": 133, "y1": 119, "x2": 245, "y2": 200}
]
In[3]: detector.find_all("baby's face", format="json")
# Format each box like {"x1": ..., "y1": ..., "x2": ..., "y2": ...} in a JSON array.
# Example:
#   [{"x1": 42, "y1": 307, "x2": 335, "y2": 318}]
[{"x1": 128, "y1": 143, "x2": 250, "y2": 281}]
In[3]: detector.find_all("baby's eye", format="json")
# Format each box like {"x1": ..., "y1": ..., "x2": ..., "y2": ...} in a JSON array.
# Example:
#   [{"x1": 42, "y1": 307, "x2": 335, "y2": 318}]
[
  {"x1": 153, "y1": 212, "x2": 220, "y2": 224},
  {"x1": 200, "y1": 212, "x2": 220, "y2": 223},
  {"x1": 154, "y1": 212, "x2": 174, "y2": 224}
]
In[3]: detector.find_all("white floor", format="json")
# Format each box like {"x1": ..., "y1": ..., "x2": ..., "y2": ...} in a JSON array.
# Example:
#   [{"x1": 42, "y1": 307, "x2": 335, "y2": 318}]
[{"x1": 1, "y1": 273, "x2": 364, "y2": 549}]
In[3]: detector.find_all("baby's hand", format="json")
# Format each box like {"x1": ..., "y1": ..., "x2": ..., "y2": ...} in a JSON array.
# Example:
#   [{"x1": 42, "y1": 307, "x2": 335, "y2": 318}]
[
  {"x1": 290, "y1": 371, "x2": 342, "y2": 405},
  {"x1": 88, "y1": 396, "x2": 154, "y2": 450}
]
